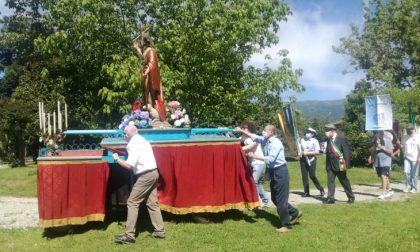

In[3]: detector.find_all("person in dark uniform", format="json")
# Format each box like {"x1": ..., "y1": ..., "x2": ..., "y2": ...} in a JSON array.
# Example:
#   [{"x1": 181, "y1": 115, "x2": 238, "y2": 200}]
[
  {"x1": 324, "y1": 123, "x2": 355, "y2": 204},
  {"x1": 299, "y1": 128, "x2": 325, "y2": 197},
  {"x1": 236, "y1": 124, "x2": 302, "y2": 233}
]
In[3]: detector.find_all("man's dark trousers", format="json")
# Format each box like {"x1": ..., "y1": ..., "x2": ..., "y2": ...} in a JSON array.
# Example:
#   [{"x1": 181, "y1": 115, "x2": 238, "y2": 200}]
[
  {"x1": 300, "y1": 157, "x2": 323, "y2": 194},
  {"x1": 326, "y1": 167, "x2": 354, "y2": 200},
  {"x1": 269, "y1": 164, "x2": 299, "y2": 229}
]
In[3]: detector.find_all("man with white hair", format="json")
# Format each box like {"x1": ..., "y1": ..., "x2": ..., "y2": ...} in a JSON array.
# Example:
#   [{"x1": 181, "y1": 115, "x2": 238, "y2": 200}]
[
  {"x1": 113, "y1": 125, "x2": 165, "y2": 244},
  {"x1": 299, "y1": 128, "x2": 325, "y2": 197}
]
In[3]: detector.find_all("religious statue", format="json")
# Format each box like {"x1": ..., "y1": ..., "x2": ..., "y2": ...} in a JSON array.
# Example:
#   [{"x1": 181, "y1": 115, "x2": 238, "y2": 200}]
[{"x1": 133, "y1": 32, "x2": 166, "y2": 122}]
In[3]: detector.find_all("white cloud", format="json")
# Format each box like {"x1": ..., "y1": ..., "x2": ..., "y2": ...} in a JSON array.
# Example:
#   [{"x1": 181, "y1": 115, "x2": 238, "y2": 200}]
[
  {"x1": 0, "y1": 0, "x2": 11, "y2": 16},
  {"x1": 248, "y1": 4, "x2": 365, "y2": 100}
]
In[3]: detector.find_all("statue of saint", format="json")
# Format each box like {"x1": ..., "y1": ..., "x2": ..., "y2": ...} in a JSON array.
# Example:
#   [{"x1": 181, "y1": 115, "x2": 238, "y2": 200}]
[{"x1": 133, "y1": 32, "x2": 166, "y2": 122}]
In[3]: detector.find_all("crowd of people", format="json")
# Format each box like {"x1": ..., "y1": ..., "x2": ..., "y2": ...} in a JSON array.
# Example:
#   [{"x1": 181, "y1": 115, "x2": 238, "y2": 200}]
[{"x1": 111, "y1": 121, "x2": 419, "y2": 244}]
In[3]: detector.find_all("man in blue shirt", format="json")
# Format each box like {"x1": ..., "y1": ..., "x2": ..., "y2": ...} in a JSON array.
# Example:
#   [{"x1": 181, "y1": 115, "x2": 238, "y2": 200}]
[{"x1": 236, "y1": 124, "x2": 301, "y2": 233}]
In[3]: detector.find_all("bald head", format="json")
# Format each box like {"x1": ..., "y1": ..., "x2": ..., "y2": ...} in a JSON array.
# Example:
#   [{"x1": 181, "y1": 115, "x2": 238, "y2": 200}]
[
  {"x1": 124, "y1": 125, "x2": 138, "y2": 141},
  {"x1": 264, "y1": 124, "x2": 276, "y2": 138}
]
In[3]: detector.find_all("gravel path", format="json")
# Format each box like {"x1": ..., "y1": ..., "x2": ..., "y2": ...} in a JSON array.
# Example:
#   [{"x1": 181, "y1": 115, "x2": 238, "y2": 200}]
[
  {"x1": 0, "y1": 181, "x2": 418, "y2": 229},
  {"x1": 0, "y1": 196, "x2": 39, "y2": 229}
]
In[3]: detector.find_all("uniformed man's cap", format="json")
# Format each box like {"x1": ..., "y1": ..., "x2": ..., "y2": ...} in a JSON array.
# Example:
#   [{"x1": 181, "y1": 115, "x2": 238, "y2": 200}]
[
  {"x1": 325, "y1": 124, "x2": 337, "y2": 130},
  {"x1": 307, "y1": 128, "x2": 317, "y2": 135}
]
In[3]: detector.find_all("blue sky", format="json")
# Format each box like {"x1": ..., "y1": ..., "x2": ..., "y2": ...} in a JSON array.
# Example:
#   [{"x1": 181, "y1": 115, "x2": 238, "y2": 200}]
[
  {"x1": 0, "y1": 0, "x2": 365, "y2": 101},
  {"x1": 248, "y1": 0, "x2": 366, "y2": 101}
]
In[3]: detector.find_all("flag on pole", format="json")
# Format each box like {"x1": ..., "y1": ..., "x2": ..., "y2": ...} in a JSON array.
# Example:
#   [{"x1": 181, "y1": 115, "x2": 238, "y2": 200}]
[
  {"x1": 408, "y1": 102, "x2": 416, "y2": 125},
  {"x1": 277, "y1": 103, "x2": 299, "y2": 157}
]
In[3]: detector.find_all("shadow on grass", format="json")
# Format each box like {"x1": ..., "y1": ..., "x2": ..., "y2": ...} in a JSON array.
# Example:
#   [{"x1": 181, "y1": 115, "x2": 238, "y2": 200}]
[
  {"x1": 290, "y1": 191, "x2": 325, "y2": 203},
  {"x1": 42, "y1": 204, "x2": 271, "y2": 239},
  {"x1": 251, "y1": 208, "x2": 280, "y2": 228}
]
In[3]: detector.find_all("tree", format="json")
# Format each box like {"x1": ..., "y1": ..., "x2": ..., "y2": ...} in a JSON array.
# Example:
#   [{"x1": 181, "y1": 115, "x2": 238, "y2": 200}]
[
  {"x1": 334, "y1": 0, "x2": 420, "y2": 90},
  {"x1": 334, "y1": 0, "x2": 420, "y2": 165},
  {"x1": 0, "y1": 0, "x2": 304, "y2": 165}
]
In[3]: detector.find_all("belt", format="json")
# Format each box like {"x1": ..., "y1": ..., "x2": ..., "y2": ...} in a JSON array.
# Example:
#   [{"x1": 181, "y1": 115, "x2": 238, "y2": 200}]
[
  {"x1": 136, "y1": 168, "x2": 157, "y2": 177},
  {"x1": 272, "y1": 164, "x2": 287, "y2": 169}
]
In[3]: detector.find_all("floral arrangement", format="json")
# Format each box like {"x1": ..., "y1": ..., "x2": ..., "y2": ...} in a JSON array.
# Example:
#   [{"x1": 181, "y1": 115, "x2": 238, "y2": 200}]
[
  {"x1": 118, "y1": 101, "x2": 152, "y2": 130},
  {"x1": 166, "y1": 100, "x2": 191, "y2": 128}
]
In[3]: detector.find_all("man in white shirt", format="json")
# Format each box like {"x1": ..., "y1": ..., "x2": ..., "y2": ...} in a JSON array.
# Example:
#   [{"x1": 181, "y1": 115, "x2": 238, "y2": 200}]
[
  {"x1": 401, "y1": 124, "x2": 420, "y2": 193},
  {"x1": 113, "y1": 125, "x2": 165, "y2": 244}
]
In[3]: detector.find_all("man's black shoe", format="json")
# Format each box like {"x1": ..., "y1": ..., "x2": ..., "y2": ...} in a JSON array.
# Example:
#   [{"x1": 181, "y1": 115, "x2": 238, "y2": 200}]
[
  {"x1": 302, "y1": 192, "x2": 310, "y2": 197},
  {"x1": 114, "y1": 234, "x2": 135, "y2": 244},
  {"x1": 347, "y1": 197, "x2": 355, "y2": 204},
  {"x1": 324, "y1": 198, "x2": 335, "y2": 204}
]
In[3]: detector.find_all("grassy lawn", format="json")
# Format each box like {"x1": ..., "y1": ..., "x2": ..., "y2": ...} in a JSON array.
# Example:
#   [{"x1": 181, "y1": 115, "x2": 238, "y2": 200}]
[
  {"x1": 0, "y1": 164, "x2": 37, "y2": 197},
  {"x1": 1, "y1": 157, "x2": 418, "y2": 251}
]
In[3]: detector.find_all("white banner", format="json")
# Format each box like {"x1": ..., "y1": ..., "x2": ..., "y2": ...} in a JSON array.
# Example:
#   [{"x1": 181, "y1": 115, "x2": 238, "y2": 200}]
[{"x1": 365, "y1": 94, "x2": 393, "y2": 131}]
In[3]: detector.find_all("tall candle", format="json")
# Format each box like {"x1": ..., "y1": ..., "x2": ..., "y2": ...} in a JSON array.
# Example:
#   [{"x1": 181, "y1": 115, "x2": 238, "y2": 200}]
[
  {"x1": 39, "y1": 102, "x2": 42, "y2": 129},
  {"x1": 42, "y1": 103, "x2": 46, "y2": 134},
  {"x1": 65, "y1": 104, "x2": 68, "y2": 129},
  {"x1": 53, "y1": 111, "x2": 56, "y2": 135},
  {"x1": 57, "y1": 101, "x2": 61, "y2": 131},
  {"x1": 58, "y1": 111, "x2": 62, "y2": 132},
  {"x1": 43, "y1": 112, "x2": 46, "y2": 134},
  {"x1": 48, "y1": 113, "x2": 51, "y2": 136}
]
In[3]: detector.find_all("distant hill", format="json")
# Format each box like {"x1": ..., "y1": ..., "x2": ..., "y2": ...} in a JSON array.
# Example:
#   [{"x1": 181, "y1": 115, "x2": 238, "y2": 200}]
[{"x1": 295, "y1": 99, "x2": 345, "y2": 120}]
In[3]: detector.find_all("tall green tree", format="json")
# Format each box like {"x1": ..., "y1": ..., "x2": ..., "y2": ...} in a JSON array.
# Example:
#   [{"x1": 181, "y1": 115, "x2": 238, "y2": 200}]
[
  {"x1": 0, "y1": 0, "x2": 304, "y2": 165},
  {"x1": 334, "y1": 0, "x2": 419, "y2": 165}
]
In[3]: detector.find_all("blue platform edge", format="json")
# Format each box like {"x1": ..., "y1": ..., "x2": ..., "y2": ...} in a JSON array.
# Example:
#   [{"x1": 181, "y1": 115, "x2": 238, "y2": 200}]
[
  {"x1": 63, "y1": 128, "x2": 236, "y2": 163},
  {"x1": 64, "y1": 128, "x2": 234, "y2": 141}
]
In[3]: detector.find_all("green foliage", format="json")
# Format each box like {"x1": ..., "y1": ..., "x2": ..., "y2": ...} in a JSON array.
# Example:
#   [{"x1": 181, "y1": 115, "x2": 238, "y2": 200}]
[
  {"x1": 335, "y1": 0, "x2": 420, "y2": 165},
  {"x1": 0, "y1": 0, "x2": 304, "y2": 164},
  {"x1": 334, "y1": 0, "x2": 420, "y2": 90}
]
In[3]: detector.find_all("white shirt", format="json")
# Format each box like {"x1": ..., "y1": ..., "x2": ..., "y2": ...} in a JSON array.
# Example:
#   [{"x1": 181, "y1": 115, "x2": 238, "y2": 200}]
[
  {"x1": 126, "y1": 134, "x2": 157, "y2": 175},
  {"x1": 402, "y1": 133, "x2": 420, "y2": 162},
  {"x1": 241, "y1": 136, "x2": 265, "y2": 166}
]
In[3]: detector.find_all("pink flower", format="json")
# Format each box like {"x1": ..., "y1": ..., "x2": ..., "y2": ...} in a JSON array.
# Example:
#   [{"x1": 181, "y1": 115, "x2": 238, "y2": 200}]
[
  {"x1": 168, "y1": 101, "x2": 180, "y2": 109},
  {"x1": 174, "y1": 110, "x2": 182, "y2": 119}
]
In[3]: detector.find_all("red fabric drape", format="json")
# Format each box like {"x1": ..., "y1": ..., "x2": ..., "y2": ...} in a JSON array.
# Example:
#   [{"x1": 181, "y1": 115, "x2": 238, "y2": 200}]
[
  {"x1": 37, "y1": 161, "x2": 109, "y2": 228},
  {"x1": 153, "y1": 142, "x2": 259, "y2": 214}
]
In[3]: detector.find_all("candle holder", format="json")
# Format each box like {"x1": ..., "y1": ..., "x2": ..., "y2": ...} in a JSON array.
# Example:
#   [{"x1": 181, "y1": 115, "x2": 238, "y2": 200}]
[
  {"x1": 40, "y1": 130, "x2": 66, "y2": 156},
  {"x1": 38, "y1": 100, "x2": 68, "y2": 156}
]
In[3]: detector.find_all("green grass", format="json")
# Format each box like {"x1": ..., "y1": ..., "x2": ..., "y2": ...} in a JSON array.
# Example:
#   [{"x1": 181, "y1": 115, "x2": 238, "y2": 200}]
[
  {"x1": 0, "y1": 157, "x2": 417, "y2": 251},
  {"x1": 1, "y1": 197, "x2": 419, "y2": 251},
  {"x1": 0, "y1": 164, "x2": 37, "y2": 197}
]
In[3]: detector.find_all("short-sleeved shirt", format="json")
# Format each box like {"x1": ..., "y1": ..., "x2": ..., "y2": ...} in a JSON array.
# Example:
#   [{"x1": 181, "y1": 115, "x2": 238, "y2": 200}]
[
  {"x1": 374, "y1": 138, "x2": 393, "y2": 168},
  {"x1": 402, "y1": 134, "x2": 420, "y2": 162},
  {"x1": 301, "y1": 137, "x2": 320, "y2": 156},
  {"x1": 126, "y1": 134, "x2": 157, "y2": 175},
  {"x1": 241, "y1": 136, "x2": 265, "y2": 166}
]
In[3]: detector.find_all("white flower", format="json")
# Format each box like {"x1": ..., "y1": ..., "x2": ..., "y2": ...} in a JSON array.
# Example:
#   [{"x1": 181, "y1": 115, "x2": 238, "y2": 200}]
[
  {"x1": 174, "y1": 120, "x2": 182, "y2": 127},
  {"x1": 171, "y1": 114, "x2": 175, "y2": 120},
  {"x1": 128, "y1": 121, "x2": 135, "y2": 126},
  {"x1": 184, "y1": 114, "x2": 191, "y2": 125},
  {"x1": 182, "y1": 108, "x2": 186, "y2": 115},
  {"x1": 180, "y1": 118, "x2": 185, "y2": 123}
]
